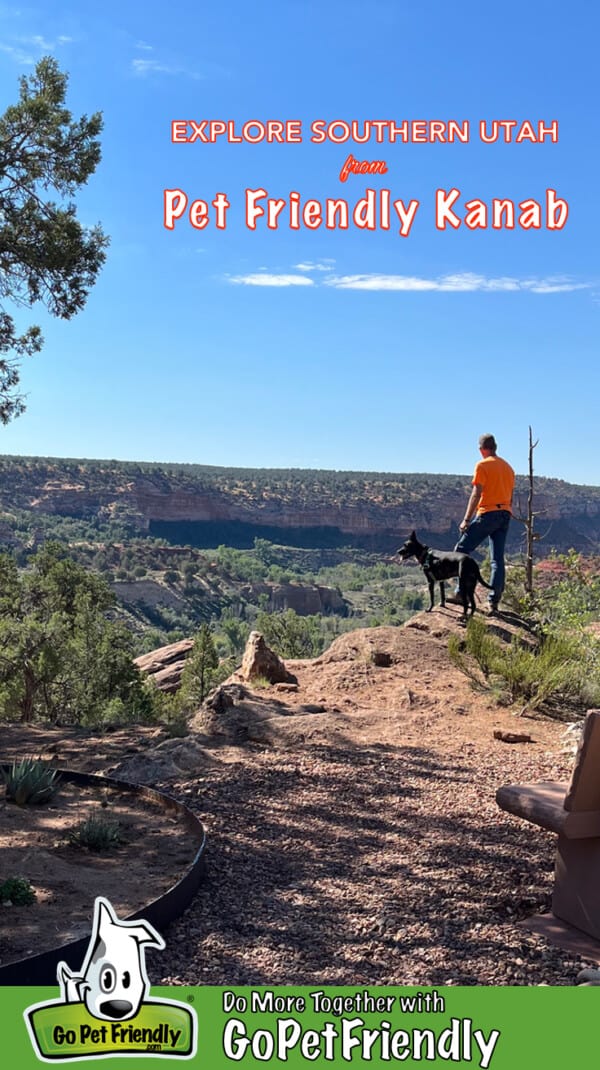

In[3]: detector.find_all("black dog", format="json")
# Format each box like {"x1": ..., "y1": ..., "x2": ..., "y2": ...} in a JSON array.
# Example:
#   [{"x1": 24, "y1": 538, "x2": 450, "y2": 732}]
[{"x1": 396, "y1": 530, "x2": 494, "y2": 617}]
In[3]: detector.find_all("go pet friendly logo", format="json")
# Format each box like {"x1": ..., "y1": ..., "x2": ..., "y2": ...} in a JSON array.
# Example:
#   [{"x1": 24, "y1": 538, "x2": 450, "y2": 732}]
[{"x1": 25, "y1": 897, "x2": 197, "y2": 1061}]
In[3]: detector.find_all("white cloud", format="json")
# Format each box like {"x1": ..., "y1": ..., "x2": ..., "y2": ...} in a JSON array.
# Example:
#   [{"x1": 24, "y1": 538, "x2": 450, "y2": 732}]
[
  {"x1": 132, "y1": 57, "x2": 178, "y2": 76},
  {"x1": 294, "y1": 260, "x2": 336, "y2": 272},
  {"x1": 227, "y1": 273, "x2": 314, "y2": 287},
  {"x1": 325, "y1": 274, "x2": 436, "y2": 292},
  {"x1": 323, "y1": 272, "x2": 592, "y2": 294},
  {"x1": 223, "y1": 266, "x2": 592, "y2": 296},
  {"x1": 21, "y1": 33, "x2": 53, "y2": 48},
  {"x1": 19, "y1": 32, "x2": 72, "y2": 48},
  {"x1": 524, "y1": 279, "x2": 591, "y2": 294},
  {"x1": 0, "y1": 41, "x2": 33, "y2": 63},
  {"x1": 1, "y1": 33, "x2": 74, "y2": 62},
  {"x1": 130, "y1": 46, "x2": 229, "y2": 80},
  {"x1": 131, "y1": 56, "x2": 204, "y2": 79}
]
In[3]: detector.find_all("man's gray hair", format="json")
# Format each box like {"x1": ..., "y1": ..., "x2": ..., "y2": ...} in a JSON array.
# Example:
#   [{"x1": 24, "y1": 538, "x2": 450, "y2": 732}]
[{"x1": 478, "y1": 434, "x2": 497, "y2": 452}]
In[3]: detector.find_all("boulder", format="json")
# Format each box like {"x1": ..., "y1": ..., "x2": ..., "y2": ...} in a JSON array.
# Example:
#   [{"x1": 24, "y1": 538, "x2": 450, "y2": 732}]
[
  {"x1": 239, "y1": 631, "x2": 297, "y2": 685},
  {"x1": 192, "y1": 682, "x2": 321, "y2": 744},
  {"x1": 194, "y1": 684, "x2": 255, "y2": 740},
  {"x1": 134, "y1": 638, "x2": 194, "y2": 693}
]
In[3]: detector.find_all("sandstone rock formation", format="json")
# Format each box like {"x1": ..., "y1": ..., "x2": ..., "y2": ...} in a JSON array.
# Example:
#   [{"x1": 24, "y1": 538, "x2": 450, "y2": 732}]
[
  {"x1": 240, "y1": 582, "x2": 348, "y2": 616},
  {"x1": 134, "y1": 638, "x2": 194, "y2": 693},
  {"x1": 191, "y1": 682, "x2": 327, "y2": 744},
  {"x1": 3, "y1": 457, "x2": 599, "y2": 551},
  {"x1": 238, "y1": 631, "x2": 297, "y2": 685},
  {"x1": 112, "y1": 579, "x2": 187, "y2": 611}
]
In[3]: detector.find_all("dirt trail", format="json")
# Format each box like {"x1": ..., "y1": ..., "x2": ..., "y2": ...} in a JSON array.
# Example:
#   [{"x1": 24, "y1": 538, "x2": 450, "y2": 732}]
[{"x1": 0, "y1": 608, "x2": 587, "y2": 985}]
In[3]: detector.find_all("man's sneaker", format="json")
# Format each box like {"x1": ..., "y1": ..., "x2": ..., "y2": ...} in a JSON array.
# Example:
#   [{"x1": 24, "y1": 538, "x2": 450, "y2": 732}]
[{"x1": 488, "y1": 602, "x2": 499, "y2": 616}]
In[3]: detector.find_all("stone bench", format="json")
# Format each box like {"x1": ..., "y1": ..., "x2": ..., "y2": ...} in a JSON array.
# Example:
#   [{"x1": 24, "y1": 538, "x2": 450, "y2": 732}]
[{"x1": 496, "y1": 709, "x2": 600, "y2": 942}]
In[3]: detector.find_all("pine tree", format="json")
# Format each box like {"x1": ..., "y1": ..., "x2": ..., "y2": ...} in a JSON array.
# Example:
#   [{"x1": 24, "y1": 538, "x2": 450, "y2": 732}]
[
  {"x1": 0, "y1": 57, "x2": 108, "y2": 421},
  {"x1": 179, "y1": 624, "x2": 220, "y2": 708},
  {"x1": 0, "y1": 544, "x2": 153, "y2": 724}
]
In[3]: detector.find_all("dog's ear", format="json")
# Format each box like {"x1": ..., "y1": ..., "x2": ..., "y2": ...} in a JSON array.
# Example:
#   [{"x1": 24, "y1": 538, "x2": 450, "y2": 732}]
[
  {"x1": 57, "y1": 961, "x2": 84, "y2": 1002},
  {"x1": 126, "y1": 920, "x2": 165, "y2": 951},
  {"x1": 96, "y1": 897, "x2": 165, "y2": 951},
  {"x1": 97, "y1": 899, "x2": 119, "y2": 942},
  {"x1": 410, "y1": 530, "x2": 416, "y2": 539}
]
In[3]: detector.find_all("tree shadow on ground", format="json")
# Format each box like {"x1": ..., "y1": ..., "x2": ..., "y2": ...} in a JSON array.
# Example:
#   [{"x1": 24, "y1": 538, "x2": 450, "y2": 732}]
[{"x1": 157, "y1": 738, "x2": 567, "y2": 987}]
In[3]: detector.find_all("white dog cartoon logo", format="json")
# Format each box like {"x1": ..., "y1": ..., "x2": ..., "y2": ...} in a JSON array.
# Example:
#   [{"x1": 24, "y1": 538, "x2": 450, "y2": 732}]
[{"x1": 57, "y1": 897, "x2": 165, "y2": 1021}]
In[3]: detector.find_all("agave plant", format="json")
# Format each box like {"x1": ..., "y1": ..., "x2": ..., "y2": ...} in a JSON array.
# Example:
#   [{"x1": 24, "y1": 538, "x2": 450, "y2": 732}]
[
  {"x1": 2, "y1": 757, "x2": 61, "y2": 805},
  {"x1": 69, "y1": 814, "x2": 122, "y2": 851}
]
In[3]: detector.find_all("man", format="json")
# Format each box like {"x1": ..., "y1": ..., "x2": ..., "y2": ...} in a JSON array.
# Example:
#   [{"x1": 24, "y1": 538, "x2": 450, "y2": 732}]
[{"x1": 454, "y1": 434, "x2": 515, "y2": 613}]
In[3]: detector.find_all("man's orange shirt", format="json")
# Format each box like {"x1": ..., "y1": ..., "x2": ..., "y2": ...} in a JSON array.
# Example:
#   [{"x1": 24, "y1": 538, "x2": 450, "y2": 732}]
[{"x1": 473, "y1": 455, "x2": 515, "y2": 514}]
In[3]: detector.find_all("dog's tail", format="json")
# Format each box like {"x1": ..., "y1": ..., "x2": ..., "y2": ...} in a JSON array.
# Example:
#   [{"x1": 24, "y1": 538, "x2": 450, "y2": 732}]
[{"x1": 475, "y1": 565, "x2": 494, "y2": 590}]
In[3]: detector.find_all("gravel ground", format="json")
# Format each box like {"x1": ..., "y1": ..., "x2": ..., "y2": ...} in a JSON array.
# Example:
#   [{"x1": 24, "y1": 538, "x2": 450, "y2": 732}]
[{"x1": 157, "y1": 736, "x2": 588, "y2": 987}]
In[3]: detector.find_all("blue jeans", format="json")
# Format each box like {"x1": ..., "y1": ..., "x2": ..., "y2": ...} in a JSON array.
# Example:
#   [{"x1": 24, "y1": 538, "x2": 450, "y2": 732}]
[{"x1": 454, "y1": 510, "x2": 511, "y2": 604}]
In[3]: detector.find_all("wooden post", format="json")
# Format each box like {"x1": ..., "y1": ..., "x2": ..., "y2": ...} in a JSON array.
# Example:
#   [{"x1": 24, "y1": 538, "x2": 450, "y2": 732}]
[{"x1": 524, "y1": 426, "x2": 539, "y2": 597}]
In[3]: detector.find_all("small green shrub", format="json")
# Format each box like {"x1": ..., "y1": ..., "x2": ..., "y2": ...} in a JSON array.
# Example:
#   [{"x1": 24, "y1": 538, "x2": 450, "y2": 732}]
[
  {"x1": 2, "y1": 758, "x2": 60, "y2": 805},
  {"x1": 540, "y1": 550, "x2": 600, "y2": 632},
  {"x1": 163, "y1": 712, "x2": 189, "y2": 738},
  {"x1": 0, "y1": 876, "x2": 35, "y2": 905},
  {"x1": 454, "y1": 616, "x2": 501, "y2": 678},
  {"x1": 69, "y1": 814, "x2": 123, "y2": 851},
  {"x1": 250, "y1": 675, "x2": 272, "y2": 690},
  {"x1": 448, "y1": 618, "x2": 499, "y2": 689},
  {"x1": 449, "y1": 616, "x2": 600, "y2": 712}
]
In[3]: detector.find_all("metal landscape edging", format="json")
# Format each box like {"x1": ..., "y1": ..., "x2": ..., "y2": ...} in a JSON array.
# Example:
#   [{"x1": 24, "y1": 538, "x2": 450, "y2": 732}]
[{"x1": 0, "y1": 766, "x2": 207, "y2": 985}]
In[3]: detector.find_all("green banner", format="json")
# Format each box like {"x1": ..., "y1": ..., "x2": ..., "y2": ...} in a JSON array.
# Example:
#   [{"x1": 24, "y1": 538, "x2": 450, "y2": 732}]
[
  {"x1": 3, "y1": 985, "x2": 598, "y2": 1068},
  {"x1": 26, "y1": 997, "x2": 195, "y2": 1060}
]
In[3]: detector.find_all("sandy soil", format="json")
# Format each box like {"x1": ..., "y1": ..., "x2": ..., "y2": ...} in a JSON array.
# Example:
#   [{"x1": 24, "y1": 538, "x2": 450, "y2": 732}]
[{"x1": 0, "y1": 737, "x2": 199, "y2": 968}]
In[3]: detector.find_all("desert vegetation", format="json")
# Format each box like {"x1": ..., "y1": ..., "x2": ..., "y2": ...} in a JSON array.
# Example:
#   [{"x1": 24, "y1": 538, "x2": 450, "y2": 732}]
[
  {"x1": 0, "y1": 543, "x2": 158, "y2": 726},
  {"x1": 449, "y1": 551, "x2": 600, "y2": 715},
  {"x1": 0, "y1": 453, "x2": 598, "y2": 728}
]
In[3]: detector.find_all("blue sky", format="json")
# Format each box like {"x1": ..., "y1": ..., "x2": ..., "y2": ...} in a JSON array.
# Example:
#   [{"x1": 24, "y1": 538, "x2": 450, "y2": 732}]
[{"x1": 0, "y1": 1, "x2": 598, "y2": 483}]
